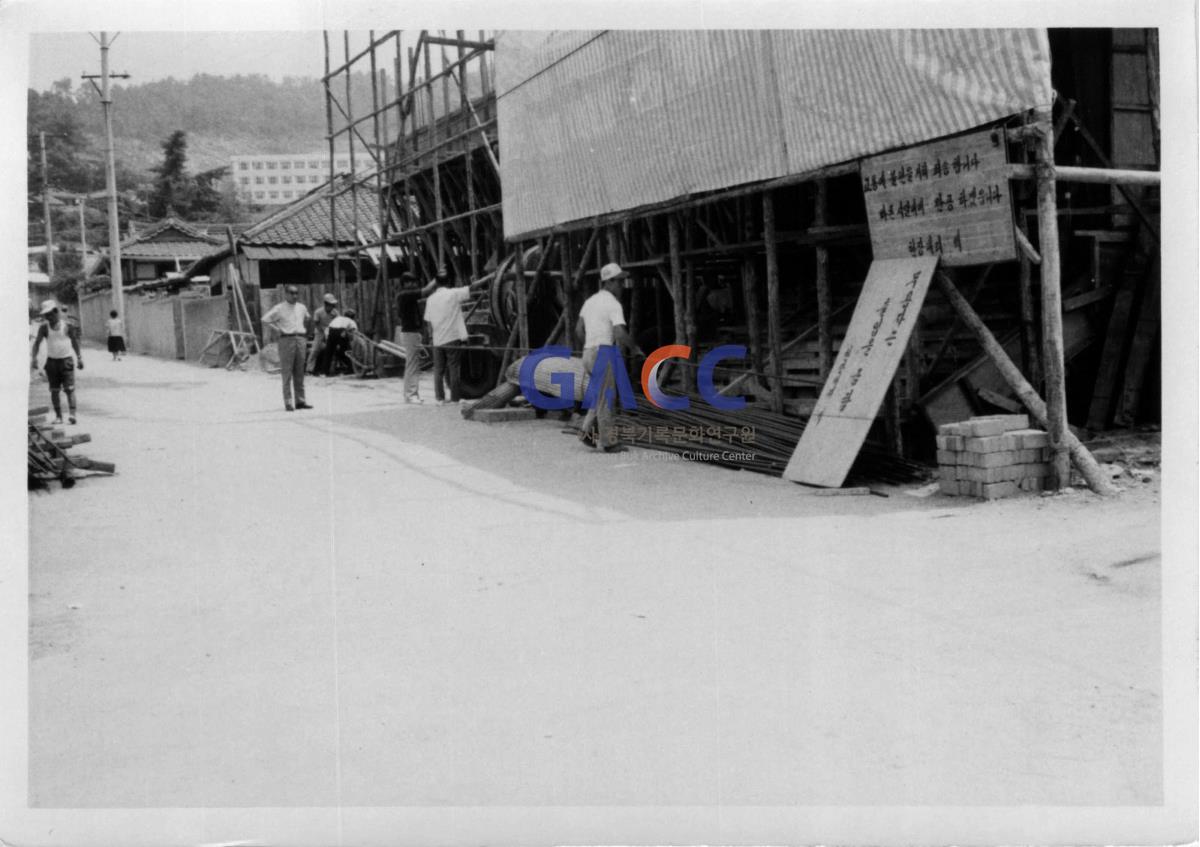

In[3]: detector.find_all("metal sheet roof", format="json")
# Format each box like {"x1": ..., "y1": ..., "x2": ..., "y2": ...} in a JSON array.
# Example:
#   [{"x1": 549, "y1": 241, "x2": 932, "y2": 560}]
[{"x1": 496, "y1": 29, "x2": 1052, "y2": 238}]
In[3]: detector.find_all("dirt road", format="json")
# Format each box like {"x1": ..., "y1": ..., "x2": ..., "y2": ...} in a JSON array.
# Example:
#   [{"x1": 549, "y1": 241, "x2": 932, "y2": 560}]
[{"x1": 24, "y1": 345, "x2": 1163, "y2": 812}]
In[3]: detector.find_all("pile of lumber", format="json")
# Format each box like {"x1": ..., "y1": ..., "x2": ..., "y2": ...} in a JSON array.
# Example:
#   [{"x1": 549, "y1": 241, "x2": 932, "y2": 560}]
[{"x1": 27, "y1": 406, "x2": 115, "y2": 490}]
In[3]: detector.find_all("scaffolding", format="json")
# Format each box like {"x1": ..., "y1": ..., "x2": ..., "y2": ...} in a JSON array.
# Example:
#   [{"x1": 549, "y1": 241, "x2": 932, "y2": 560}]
[{"x1": 322, "y1": 30, "x2": 1160, "y2": 492}]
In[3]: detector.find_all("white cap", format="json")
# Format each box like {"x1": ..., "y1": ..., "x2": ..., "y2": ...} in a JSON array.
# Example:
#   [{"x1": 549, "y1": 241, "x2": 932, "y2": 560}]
[
  {"x1": 323, "y1": 293, "x2": 338, "y2": 304},
  {"x1": 599, "y1": 262, "x2": 628, "y2": 283},
  {"x1": 40, "y1": 299, "x2": 59, "y2": 315}
]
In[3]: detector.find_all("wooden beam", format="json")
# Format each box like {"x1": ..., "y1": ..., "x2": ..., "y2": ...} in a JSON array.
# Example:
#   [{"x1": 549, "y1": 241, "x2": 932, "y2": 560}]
[
  {"x1": 1006, "y1": 162, "x2": 1161, "y2": 187},
  {"x1": 814, "y1": 178, "x2": 834, "y2": 381},
  {"x1": 934, "y1": 270, "x2": 1117, "y2": 496},
  {"x1": 762, "y1": 191, "x2": 785, "y2": 413},
  {"x1": 1034, "y1": 111, "x2": 1071, "y2": 489}
]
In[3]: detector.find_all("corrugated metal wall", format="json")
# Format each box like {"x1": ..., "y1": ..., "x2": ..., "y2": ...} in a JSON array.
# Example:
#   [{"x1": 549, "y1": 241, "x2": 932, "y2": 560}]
[{"x1": 496, "y1": 29, "x2": 1052, "y2": 238}]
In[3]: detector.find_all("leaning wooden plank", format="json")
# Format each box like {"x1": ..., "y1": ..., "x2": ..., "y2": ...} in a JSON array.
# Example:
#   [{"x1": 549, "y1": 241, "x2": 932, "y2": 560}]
[
  {"x1": 934, "y1": 271, "x2": 1117, "y2": 496},
  {"x1": 70, "y1": 433, "x2": 92, "y2": 445},
  {"x1": 28, "y1": 406, "x2": 50, "y2": 417},
  {"x1": 784, "y1": 256, "x2": 939, "y2": 487}
]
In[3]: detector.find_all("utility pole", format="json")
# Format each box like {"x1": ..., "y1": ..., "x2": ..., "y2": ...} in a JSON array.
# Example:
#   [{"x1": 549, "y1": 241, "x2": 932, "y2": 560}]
[
  {"x1": 39, "y1": 131, "x2": 54, "y2": 277},
  {"x1": 83, "y1": 32, "x2": 130, "y2": 318}
]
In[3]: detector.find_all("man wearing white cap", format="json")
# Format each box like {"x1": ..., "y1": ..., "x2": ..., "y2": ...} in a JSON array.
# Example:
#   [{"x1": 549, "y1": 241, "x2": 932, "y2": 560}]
[
  {"x1": 29, "y1": 299, "x2": 83, "y2": 425},
  {"x1": 307, "y1": 292, "x2": 339, "y2": 375},
  {"x1": 575, "y1": 262, "x2": 643, "y2": 450}
]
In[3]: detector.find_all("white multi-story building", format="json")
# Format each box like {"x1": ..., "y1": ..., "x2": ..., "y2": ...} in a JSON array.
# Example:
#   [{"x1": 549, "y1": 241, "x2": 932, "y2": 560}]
[{"x1": 230, "y1": 153, "x2": 360, "y2": 206}]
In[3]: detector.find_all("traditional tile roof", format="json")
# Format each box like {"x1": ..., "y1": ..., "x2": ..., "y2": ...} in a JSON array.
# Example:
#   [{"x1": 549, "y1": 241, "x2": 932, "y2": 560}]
[
  {"x1": 123, "y1": 216, "x2": 224, "y2": 249},
  {"x1": 119, "y1": 241, "x2": 218, "y2": 260},
  {"x1": 240, "y1": 176, "x2": 393, "y2": 247}
]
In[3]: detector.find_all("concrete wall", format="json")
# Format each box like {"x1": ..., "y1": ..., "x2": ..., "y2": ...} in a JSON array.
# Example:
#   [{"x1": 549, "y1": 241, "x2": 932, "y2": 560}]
[
  {"x1": 125, "y1": 297, "x2": 180, "y2": 359},
  {"x1": 78, "y1": 291, "x2": 112, "y2": 345},
  {"x1": 79, "y1": 291, "x2": 230, "y2": 361},
  {"x1": 179, "y1": 297, "x2": 231, "y2": 360}
]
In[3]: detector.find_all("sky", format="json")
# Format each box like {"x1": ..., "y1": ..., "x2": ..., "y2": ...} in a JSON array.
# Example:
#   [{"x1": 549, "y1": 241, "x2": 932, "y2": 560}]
[{"x1": 29, "y1": 31, "x2": 383, "y2": 93}]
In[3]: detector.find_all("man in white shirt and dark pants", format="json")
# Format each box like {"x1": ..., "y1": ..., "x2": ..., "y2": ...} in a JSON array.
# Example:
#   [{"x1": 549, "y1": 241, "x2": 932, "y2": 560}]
[
  {"x1": 575, "y1": 262, "x2": 643, "y2": 450},
  {"x1": 422, "y1": 269, "x2": 488, "y2": 404},
  {"x1": 261, "y1": 285, "x2": 312, "y2": 411}
]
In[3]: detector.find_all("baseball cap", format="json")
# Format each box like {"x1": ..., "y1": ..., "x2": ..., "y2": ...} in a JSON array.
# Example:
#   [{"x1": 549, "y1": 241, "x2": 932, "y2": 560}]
[{"x1": 599, "y1": 263, "x2": 628, "y2": 283}]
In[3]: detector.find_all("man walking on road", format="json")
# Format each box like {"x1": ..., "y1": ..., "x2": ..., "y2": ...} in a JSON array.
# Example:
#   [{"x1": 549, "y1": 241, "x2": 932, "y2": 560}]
[
  {"x1": 307, "y1": 293, "x2": 339, "y2": 375},
  {"x1": 396, "y1": 271, "x2": 436, "y2": 403},
  {"x1": 30, "y1": 299, "x2": 83, "y2": 425},
  {"x1": 575, "y1": 263, "x2": 642, "y2": 450},
  {"x1": 422, "y1": 269, "x2": 488, "y2": 405},
  {"x1": 262, "y1": 285, "x2": 312, "y2": 411}
]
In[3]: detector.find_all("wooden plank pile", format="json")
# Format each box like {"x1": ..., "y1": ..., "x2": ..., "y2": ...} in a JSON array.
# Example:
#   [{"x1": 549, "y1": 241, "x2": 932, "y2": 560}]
[
  {"x1": 27, "y1": 406, "x2": 115, "y2": 490},
  {"x1": 935, "y1": 414, "x2": 1049, "y2": 499}
]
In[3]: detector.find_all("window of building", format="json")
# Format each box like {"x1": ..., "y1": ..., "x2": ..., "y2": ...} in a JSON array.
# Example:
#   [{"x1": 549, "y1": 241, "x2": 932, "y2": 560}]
[
  {"x1": 311, "y1": 175, "x2": 321, "y2": 183},
  {"x1": 266, "y1": 161, "x2": 277, "y2": 170},
  {"x1": 240, "y1": 177, "x2": 250, "y2": 185},
  {"x1": 238, "y1": 162, "x2": 249, "y2": 170},
  {"x1": 283, "y1": 191, "x2": 293, "y2": 199},
  {"x1": 281, "y1": 161, "x2": 290, "y2": 169},
  {"x1": 254, "y1": 191, "x2": 265, "y2": 199},
  {"x1": 268, "y1": 176, "x2": 278, "y2": 184},
  {"x1": 255, "y1": 176, "x2": 264, "y2": 185},
  {"x1": 253, "y1": 161, "x2": 263, "y2": 170},
  {"x1": 336, "y1": 159, "x2": 348, "y2": 168},
  {"x1": 295, "y1": 161, "x2": 306, "y2": 169},
  {"x1": 282, "y1": 175, "x2": 291, "y2": 184},
  {"x1": 269, "y1": 191, "x2": 279, "y2": 199},
  {"x1": 308, "y1": 160, "x2": 320, "y2": 169}
]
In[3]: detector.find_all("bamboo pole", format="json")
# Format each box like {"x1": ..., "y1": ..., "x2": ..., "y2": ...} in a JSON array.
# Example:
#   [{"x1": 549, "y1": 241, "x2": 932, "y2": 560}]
[
  {"x1": 762, "y1": 191, "x2": 785, "y2": 413},
  {"x1": 667, "y1": 215, "x2": 687, "y2": 345},
  {"x1": 514, "y1": 244, "x2": 529, "y2": 351},
  {"x1": 739, "y1": 197, "x2": 763, "y2": 375},
  {"x1": 424, "y1": 41, "x2": 443, "y2": 270},
  {"x1": 814, "y1": 178, "x2": 833, "y2": 381},
  {"x1": 561, "y1": 234, "x2": 576, "y2": 351},
  {"x1": 1033, "y1": 112, "x2": 1070, "y2": 489},
  {"x1": 1006, "y1": 163, "x2": 1160, "y2": 187},
  {"x1": 935, "y1": 270, "x2": 1116, "y2": 496}
]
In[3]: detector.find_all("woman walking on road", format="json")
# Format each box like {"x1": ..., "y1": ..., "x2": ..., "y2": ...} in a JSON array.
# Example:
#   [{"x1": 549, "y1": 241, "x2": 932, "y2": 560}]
[{"x1": 106, "y1": 310, "x2": 126, "y2": 361}]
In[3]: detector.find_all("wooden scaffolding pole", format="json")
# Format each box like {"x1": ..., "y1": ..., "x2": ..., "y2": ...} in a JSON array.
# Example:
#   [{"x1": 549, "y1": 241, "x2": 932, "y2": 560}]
[
  {"x1": 762, "y1": 191, "x2": 785, "y2": 413},
  {"x1": 935, "y1": 271, "x2": 1116, "y2": 496},
  {"x1": 1034, "y1": 110, "x2": 1070, "y2": 489},
  {"x1": 814, "y1": 178, "x2": 833, "y2": 381}
]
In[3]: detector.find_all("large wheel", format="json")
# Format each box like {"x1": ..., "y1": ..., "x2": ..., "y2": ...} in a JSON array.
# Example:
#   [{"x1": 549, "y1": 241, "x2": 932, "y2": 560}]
[{"x1": 489, "y1": 244, "x2": 562, "y2": 346}]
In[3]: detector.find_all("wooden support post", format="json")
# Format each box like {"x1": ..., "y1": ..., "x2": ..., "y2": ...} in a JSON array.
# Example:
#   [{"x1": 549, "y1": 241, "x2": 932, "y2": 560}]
[
  {"x1": 815, "y1": 178, "x2": 834, "y2": 382},
  {"x1": 935, "y1": 270, "x2": 1116, "y2": 496},
  {"x1": 762, "y1": 191, "x2": 785, "y2": 413},
  {"x1": 1017, "y1": 218, "x2": 1041, "y2": 387},
  {"x1": 1034, "y1": 111, "x2": 1071, "y2": 489},
  {"x1": 885, "y1": 386, "x2": 904, "y2": 456},
  {"x1": 667, "y1": 215, "x2": 687, "y2": 345},
  {"x1": 514, "y1": 245, "x2": 530, "y2": 353},
  {"x1": 561, "y1": 234, "x2": 576, "y2": 351}
]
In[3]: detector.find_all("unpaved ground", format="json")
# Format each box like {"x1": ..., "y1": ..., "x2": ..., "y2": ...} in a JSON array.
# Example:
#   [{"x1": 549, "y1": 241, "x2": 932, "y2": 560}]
[{"x1": 24, "y1": 343, "x2": 1163, "y2": 809}]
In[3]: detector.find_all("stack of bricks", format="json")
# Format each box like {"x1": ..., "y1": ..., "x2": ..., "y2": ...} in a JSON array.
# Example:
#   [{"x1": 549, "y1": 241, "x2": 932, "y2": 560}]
[{"x1": 936, "y1": 414, "x2": 1051, "y2": 499}]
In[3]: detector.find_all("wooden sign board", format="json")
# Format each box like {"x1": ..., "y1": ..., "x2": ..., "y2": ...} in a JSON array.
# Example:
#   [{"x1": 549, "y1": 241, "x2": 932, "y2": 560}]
[
  {"x1": 861, "y1": 128, "x2": 1017, "y2": 267},
  {"x1": 783, "y1": 255, "x2": 938, "y2": 488}
]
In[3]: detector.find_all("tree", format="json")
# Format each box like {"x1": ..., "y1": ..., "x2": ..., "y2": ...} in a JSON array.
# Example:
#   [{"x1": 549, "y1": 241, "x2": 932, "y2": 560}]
[{"x1": 148, "y1": 130, "x2": 194, "y2": 218}]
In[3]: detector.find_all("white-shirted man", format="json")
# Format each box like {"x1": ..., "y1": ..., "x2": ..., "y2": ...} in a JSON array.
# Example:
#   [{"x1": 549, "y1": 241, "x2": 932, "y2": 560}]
[
  {"x1": 422, "y1": 269, "x2": 488, "y2": 404},
  {"x1": 574, "y1": 262, "x2": 643, "y2": 450},
  {"x1": 261, "y1": 285, "x2": 312, "y2": 411}
]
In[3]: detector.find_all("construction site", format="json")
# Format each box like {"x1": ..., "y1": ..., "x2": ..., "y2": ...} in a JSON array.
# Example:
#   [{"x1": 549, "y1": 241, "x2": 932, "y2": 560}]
[{"x1": 15, "y1": 23, "x2": 1194, "y2": 847}]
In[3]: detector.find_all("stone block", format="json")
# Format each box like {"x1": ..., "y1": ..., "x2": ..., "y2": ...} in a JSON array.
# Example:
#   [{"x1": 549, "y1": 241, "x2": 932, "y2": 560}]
[
  {"x1": 936, "y1": 434, "x2": 966, "y2": 451},
  {"x1": 980, "y1": 480, "x2": 1020, "y2": 500},
  {"x1": 964, "y1": 434, "x2": 1019, "y2": 453}
]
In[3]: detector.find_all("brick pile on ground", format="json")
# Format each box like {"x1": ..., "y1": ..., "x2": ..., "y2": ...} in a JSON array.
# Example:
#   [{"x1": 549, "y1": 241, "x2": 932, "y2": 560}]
[{"x1": 936, "y1": 414, "x2": 1050, "y2": 499}]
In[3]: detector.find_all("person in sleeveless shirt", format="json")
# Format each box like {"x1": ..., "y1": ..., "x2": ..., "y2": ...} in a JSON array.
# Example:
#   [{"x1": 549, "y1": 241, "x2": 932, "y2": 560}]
[{"x1": 30, "y1": 299, "x2": 83, "y2": 424}]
